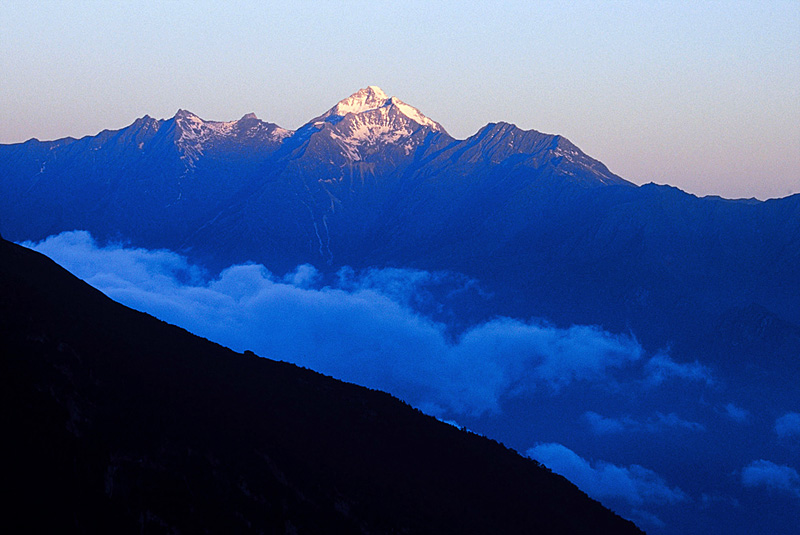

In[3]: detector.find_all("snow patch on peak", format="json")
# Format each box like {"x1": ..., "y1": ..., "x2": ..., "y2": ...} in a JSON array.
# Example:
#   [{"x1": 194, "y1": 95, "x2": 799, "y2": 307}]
[
  {"x1": 173, "y1": 111, "x2": 265, "y2": 165},
  {"x1": 551, "y1": 143, "x2": 621, "y2": 184},
  {"x1": 389, "y1": 97, "x2": 439, "y2": 130},
  {"x1": 323, "y1": 86, "x2": 390, "y2": 119},
  {"x1": 366, "y1": 85, "x2": 387, "y2": 97},
  {"x1": 168, "y1": 110, "x2": 293, "y2": 166},
  {"x1": 315, "y1": 87, "x2": 444, "y2": 134},
  {"x1": 175, "y1": 109, "x2": 199, "y2": 120},
  {"x1": 175, "y1": 113, "x2": 237, "y2": 140},
  {"x1": 173, "y1": 113, "x2": 218, "y2": 165},
  {"x1": 269, "y1": 127, "x2": 293, "y2": 141}
]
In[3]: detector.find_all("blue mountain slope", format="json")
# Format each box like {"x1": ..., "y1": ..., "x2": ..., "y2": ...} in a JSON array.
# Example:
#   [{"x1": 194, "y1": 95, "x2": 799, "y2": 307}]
[{"x1": 1, "y1": 87, "x2": 798, "y2": 367}]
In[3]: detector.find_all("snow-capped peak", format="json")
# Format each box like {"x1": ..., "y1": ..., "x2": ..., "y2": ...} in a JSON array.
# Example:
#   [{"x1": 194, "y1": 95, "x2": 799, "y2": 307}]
[
  {"x1": 173, "y1": 110, "x2": 235, "y2": 141},
  {"x1": 306, "y1": 88, "x2": 450, "y2": 163},
  {"x1": 319, "y1": 86, "x2": 390, "y2": 120},
  {"x1": 170, "y1": 110, "x2": 291, "y2": 166},
  {"x1": 313, "y1": 86, "x2": 445, "y2": 135}
]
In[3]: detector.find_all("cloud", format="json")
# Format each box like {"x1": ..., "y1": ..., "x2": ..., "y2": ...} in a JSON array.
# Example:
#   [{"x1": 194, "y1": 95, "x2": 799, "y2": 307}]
[
  {"x1": 22, "y1": 231, "x2": 660, "y2": 416},
  {"x1": 583, "y1": 412, "x2": 636, "y2": 434},
  {"x1": 582, "y1": 411, "x2": 705, "y2": 434},
  {"x1": 722, "y1": 403, "x2": 750, "y2": 423},
  {"x1": 336, "y1": 265, "x2": 488, "y2": 311},
  {"x1": 741, "y1": 460, "x2": 800, "y2": 498},
  {"x1": 775, "y1": 412, "x2": 800, "y2": 438},
  {"x1": 648, "y1": 412, "x2": 705, "y2": 432},
  {"x1": 26, "y1": 230, "x2": 206, "y2": 290},
  {"x1": 643, "y1": 352, "x2": 714, "y2": 387},
  {"x1": 526, "y1": 442, "x2": 687, "y2": 506}
]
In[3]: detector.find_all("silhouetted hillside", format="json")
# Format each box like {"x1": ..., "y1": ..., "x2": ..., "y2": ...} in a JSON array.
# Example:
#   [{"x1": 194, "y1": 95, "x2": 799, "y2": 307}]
[{"x1": 0, "y1": 237, "x2": 643, "y2": 534}]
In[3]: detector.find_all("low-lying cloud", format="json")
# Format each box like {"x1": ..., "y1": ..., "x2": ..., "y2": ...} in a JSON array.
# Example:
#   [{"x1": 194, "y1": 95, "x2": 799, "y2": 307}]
[
  {"x1": 526, "y1": 442, "x2": 687, "y2": 506},
  {"x1": 25, "y1": 231, "x2": 700, "y2": 416}
]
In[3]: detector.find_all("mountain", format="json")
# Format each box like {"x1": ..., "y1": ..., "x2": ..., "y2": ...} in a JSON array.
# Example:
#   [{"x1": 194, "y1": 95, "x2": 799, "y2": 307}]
[
  {"x1": 0, "y1": 236, "x2": 643, "y2": 534},
  {"x1": 0, "y1": 109, "x2": 289, "y2": 247},
  {"x1": 1, "y1": 86, "x2": 798, "y2": 362},
  {"x1": 0, "y1": 87, "x2": 624, "y2": 260}
]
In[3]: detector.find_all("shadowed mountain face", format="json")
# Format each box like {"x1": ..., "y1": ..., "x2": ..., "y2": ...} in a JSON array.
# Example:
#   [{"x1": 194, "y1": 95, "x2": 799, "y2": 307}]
[{"x1": 0, "y1": 237, "x2": 643, "y2": 534}]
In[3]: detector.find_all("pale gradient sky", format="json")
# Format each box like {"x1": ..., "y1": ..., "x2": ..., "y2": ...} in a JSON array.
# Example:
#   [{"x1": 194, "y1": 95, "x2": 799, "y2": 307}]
[{"x1": 2, "y1": 0, "x2": 798, "y2": 199}]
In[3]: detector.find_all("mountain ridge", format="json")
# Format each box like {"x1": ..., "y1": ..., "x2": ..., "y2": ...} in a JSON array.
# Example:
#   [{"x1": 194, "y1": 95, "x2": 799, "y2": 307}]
[
  {"x1": 0, "y1": 86, "x2": 630, "y2": 265},
  {"x1": 1, "y1": 86, "x2": 617, "y2": 184},
  {"x1": 1, "y1": 86, "x2": 797, "y2": 359}
]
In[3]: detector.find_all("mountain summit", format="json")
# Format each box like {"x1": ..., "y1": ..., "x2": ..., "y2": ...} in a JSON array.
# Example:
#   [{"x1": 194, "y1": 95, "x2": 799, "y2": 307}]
[
  {"x1": 317, "y1": 85, "x2": 391, "y2": 119},
  {"x1": 294, "y1": 87, "x2": 450, "y2": 170},
  {"x1": 311, "y1": 85, "x2": 447, "y2": 134},
  {"x1": 169, "y1": 109, "x2": 291, "y2": 164}
]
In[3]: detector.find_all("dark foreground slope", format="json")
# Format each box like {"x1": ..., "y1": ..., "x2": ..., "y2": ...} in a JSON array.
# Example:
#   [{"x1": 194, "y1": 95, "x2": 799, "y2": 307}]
[{"x1": 0, "y1": 237, "x2": 642, "y2": 535}]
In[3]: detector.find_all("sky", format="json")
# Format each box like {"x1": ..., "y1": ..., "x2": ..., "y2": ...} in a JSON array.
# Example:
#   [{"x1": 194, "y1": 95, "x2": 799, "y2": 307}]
[{"x1": 1, "y1": 1, "x2": 798, "y2": 199}]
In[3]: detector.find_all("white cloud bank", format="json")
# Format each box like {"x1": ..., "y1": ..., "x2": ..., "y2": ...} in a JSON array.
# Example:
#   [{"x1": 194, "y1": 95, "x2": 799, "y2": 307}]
[{"x1": 25, "y1": 231, "x2": 707, "y2": 417}]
